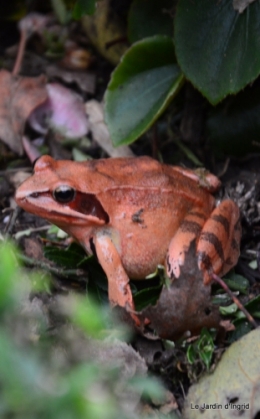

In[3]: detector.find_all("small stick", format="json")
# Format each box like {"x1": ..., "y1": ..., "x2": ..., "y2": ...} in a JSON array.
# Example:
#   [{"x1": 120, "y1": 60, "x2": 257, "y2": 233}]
[
  {"x1": 4, "y1": 207, "x2": 20, "y2": 238},
  {"x1": 12, "y1": 29, "x2": 27, "y2": 76},
  {"x1": 211, "y1": 272, "x2": 258, "y2": 329},
  {"x1": 17, "y1": 253, "x2": 86, "y2": 279}
]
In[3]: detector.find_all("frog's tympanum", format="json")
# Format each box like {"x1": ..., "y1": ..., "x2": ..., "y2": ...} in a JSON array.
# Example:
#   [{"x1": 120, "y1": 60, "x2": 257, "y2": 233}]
[{"x1": 15, "y1": 155, "x2": 241, "y2": 321}]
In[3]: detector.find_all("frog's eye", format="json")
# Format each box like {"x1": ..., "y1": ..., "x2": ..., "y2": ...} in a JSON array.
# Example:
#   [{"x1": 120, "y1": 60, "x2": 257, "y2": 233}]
[{"x1": 53, "y1": 186, "x2": 76, "y2": 203}]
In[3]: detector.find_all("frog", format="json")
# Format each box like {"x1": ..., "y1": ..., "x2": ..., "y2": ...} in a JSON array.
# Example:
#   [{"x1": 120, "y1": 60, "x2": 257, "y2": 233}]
[{"x1": 15, "y1": 155, "x2": 241, "y2": 320}]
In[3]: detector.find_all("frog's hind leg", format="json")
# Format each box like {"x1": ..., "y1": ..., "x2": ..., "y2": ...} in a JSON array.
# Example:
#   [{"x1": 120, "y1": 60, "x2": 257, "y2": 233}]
[
  {"x1": 166, "y1": 210, "x2": 207, "y2": 280},
  {"x1": 197, "y1": 200, "x2": 241, "y2": 284},
  {"x1": 166, "y1": 200, "x2": 241, "y2": 284}
]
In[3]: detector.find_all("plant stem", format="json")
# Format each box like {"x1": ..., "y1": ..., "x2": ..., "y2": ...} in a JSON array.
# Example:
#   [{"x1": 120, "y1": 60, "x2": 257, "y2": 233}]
[{"x1": 211, "y1": 273, "x2": 258, "y2": 329}]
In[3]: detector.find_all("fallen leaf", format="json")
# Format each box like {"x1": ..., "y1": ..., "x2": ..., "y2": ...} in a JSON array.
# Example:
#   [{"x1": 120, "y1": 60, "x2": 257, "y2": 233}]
[
  {"x1": 219, "y1": 319, "x2": 236, "y2": 332},
  {"x1": 18, "y1": 12, "x2": 52, "y2": 35},
  {"x1": 81, "y1": 0, "x2": 128, "y2": 65},
  {"x1": 22, "y1": 135, "x2": 41, "y2": 163},
  {"x1": 0, "y1": 70, "x2": 47, "y2": 154},
  {"x1": 140, "y1": 240, "x2": 221, "y2": 340},
  {"x1": 183, "y1": 328, "x2": 260, "y2": 418},
  {"x1": 29, "y1": 83, "x2": 89, "y2": 139},
  {"x1": 9, "y1": 171, "x2": 31, "y2": 190},
  {"x1": 46, "y1": 65, "x2": 96, "y2": 94},
  {"x1": 233, "y1": 0, "x2": 256, "y2": 13},
  {"x1": 85, "y1": 100, "x2": 134, "y2": 157},
  {"x1": 23, "y1": 238, "x2": 44, "y2": 260}
]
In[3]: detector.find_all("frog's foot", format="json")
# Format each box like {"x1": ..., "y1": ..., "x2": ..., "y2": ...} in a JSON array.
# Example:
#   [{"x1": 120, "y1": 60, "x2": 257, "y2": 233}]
[
  {"x1": 166, "y1": 210, "x2": 206, "y2": 279},
  {"x1": 197, "y1": 200, "x2": 241, "y2": 284}
]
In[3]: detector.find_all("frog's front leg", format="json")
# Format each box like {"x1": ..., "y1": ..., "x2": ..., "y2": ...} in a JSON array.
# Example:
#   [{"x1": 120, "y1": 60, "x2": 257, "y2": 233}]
[
  {"x1": 93, "y1": 231, "x2": 136, "y2": 315},
  {"x1": 166, "y1": 200, "x2": 241, "y2": 284}
]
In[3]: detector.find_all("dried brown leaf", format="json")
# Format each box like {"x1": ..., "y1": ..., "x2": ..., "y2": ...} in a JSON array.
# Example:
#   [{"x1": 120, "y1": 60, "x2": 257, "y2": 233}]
[
  {"x1": 85, "y1": 100, "x2": 134, "y2": 157},
  {"x1": 46, "y1": 65, "x2": 96, "y2": 94},
  {"x1": 233, "y1": 0, "x2": 256, "y2": 13},
  {"x1": 140, "y1": 241, "x2": 221, "y2": 341},
  {"x1": 0, "y1": 70, "x2": 47, "y2": 154},
  {"x1": 29, "y1": 83, "x2": 89, "y2": 139}
]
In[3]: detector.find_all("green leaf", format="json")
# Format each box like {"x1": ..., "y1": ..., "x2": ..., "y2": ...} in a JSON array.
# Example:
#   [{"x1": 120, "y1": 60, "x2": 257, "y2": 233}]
[
  {"x1": 133, "y1": 284, "x2": 162, "y2": 311},
  {"x1": 186, "y1": 344, "x2": 196, "y2": 365},
  {"x1": 72, "y1": 0, "x2": 97, "y2": 18},
  {"x1": 219, "y1": 303, "x2": 238, "y2": 316},
  {"x1": 51, "y1": 0, "x2": 69, "y2": 24},
  {"x1": 128, "y1": 0, "x2": 174, "y2": 43},
  {"x1": 207, "y1": 83, "x2": 260, "y2": 156},
  {"x1": 44, "y1": 243, "x2": 88, "y2": 269},
  {"x1": 104, "y1": 35, "x2": 184, "y2": 146},
  {"x1": 224, "y1": 272, "x2": 249, "y2": 295},
  {"x1": 0, "y1": 242, "x2": 20, "y2": 309},
  {"x1": 244, "y1": 294, "x2": 260, "y2": 316},
  {"x1": 69, "y1": 296, "x2": 109, "y2": 338},
  {"x1": 174, "y1": 0, "x2": 260, "y2": 104},
  {"x1": 187, "y1": 328, "x2": 215, "y2": 370},
  {"x1": 248, "y1": 259, "x2": 257, "y2": 270},
  {"x1": 228, "y1": 319, "x2": 252, "y2": 343}
]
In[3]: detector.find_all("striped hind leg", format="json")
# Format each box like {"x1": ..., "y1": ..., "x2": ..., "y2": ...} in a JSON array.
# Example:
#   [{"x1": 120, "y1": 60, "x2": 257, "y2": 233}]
[
  {"x1": 165, "y1": 200, "x2": 241, "y2": 284},
  {"x1": 197, "y1": 200, "x2": 241, "y2": 284}
]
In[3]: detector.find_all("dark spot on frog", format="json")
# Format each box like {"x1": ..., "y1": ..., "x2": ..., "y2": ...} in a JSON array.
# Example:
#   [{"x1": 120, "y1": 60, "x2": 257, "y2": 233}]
[{"x1": 132, "y1": 208, "x2": 144, "y2": 224}]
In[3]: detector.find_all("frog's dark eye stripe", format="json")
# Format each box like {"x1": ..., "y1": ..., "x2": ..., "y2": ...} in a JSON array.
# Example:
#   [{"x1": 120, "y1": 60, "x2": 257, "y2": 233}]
[{"x1": 53, "y1": 186, "x2": 76, "y2": 203}]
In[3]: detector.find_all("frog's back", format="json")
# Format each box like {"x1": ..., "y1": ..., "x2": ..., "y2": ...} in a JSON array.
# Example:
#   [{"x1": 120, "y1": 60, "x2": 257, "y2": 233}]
[
  {"x1": 87, "y1": 156, "x2": 188, "y2": 189},
  {"x1": 89, "y1": 156, "x2": 216, "y2": 198}
]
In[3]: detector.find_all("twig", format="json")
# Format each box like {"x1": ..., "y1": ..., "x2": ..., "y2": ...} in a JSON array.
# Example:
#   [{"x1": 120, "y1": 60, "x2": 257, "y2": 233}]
[
  {"x1": 4, "y1": 207, "x2": 20, "y2": 238},
  {"x1": 12, "y1": 29, "x2": 27, "y2": 76},
  {"x1": 17, "y1": 253, "x2": 87, "y2": 280},
  {"x1": 217, "y1": 157, "x2": 230, "y2": 178},
  {"x1": 211, "y1": 272, "x2": 258, "y2": 329}
]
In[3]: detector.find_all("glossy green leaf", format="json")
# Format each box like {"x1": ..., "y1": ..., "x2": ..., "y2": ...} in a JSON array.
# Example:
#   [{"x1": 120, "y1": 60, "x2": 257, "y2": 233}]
[
  {"x1": 175, "y1": 0, "x2": 260, "y2": 104},
  {"x1": 207, "y1": 83, "x2": 260, "y2": 156},
  {"x1": 104, "y1": 35, "x2": 184, "y2": 146},
  {"x1": 128, "y1": 0, "x2": 174, "y2": 43},
  {"x1": 224, "y1": 272, "x2": 249, "y2": 294}
]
